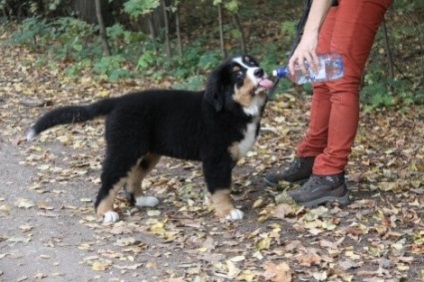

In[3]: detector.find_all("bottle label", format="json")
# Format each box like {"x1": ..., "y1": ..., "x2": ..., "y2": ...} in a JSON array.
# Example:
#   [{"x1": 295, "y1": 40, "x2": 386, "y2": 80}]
[
  {"x1": 309, "y1": 67, "x2": 327, "y2": 82},
  {"x1": 296, "y1": 67, "x2": 326, "y2": 84}
]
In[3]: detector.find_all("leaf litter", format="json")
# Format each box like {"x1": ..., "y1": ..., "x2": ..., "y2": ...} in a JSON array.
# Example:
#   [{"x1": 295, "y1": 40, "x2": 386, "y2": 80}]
[{"x1": 0, "y1": 31, "x2": 423, "y2": 281}]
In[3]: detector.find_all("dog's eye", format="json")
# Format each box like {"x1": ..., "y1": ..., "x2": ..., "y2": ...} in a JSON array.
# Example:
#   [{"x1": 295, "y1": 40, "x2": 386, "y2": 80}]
[{"x1": 236, "y1": 71, "x2": 243, "y2": 78}]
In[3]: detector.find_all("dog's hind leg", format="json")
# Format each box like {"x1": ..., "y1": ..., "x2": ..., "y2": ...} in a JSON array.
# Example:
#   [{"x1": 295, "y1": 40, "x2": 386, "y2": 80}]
[
  {"x1": 95, "y1": 147, "x2": 143, "y2": 223},
  {"x1": 126, "y1": 153, "x2": 161, "y2": 208}
]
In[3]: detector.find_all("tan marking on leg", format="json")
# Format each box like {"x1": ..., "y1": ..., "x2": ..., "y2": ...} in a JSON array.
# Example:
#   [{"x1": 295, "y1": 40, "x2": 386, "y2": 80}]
[
  {"x1": 127, "y1": 163, "x2": 144, "y2": 197},
  {"x1": 210, "y1": 189, "x2": 235, "y2": 218},
  {"x1": 127, "y1": 154, "x2": 161, "y2": 198},
  {"x1": 228, "y1": 142, "x2": 241, "y2": 161},
  {"x1": 96, "y1": 178, "x2": 126, "y2": 217}
]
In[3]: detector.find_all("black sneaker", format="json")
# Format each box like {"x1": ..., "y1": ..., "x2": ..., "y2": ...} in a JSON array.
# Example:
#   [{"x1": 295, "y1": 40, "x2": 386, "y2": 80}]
[
  {"x1": 264, "y1": 157, "x2": 315, "y2": 187},
  {"x1": 289, "y1": 173, "x2": 350, "y2": 208}
]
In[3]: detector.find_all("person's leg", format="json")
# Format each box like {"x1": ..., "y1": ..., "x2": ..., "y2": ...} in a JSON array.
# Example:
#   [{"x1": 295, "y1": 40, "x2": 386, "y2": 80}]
[
  {"x1": 313, "y1": 0, "x2": 393, "y2": 175},
  {"x1": 291, "y1": 0, "x2": 392, "y2": 206},
  {"x1": 296, "y1": 8, "x2": 337, "y2": 158},
  {"x1": 263, "y1": 8, "x2": 337, "y2": 187}
]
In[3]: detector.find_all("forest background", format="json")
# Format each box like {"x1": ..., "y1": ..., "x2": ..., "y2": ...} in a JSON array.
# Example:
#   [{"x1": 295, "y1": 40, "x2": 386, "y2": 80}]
[{"x1": 1, "y1": 0, "x2": 423, "y2": 108}]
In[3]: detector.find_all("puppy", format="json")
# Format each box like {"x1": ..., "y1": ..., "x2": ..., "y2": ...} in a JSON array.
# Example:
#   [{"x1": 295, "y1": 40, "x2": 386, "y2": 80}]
[{"x1": 26, "y1": 55, "x2": 273, "y2": 223}]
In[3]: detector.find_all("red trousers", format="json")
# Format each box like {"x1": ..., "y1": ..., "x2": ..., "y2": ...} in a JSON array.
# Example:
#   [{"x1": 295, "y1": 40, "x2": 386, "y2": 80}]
[{"x1": 297, "y1": 0, "x2": 393, "y2": 175}]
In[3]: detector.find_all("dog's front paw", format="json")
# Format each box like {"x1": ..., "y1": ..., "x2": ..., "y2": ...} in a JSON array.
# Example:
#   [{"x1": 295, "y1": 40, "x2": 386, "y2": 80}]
[
  {"x1": 211, "y1": 190, "x2": 243, "y2": 220},
  {"x1": 225, "y1": 209, "x2": 244, "y2": 220},
  {"x1": 135, "y1": 196, "x2": 159, "y2": 207},
  {"x1": 103, "y1": 211, "x2": 120, "y2": 223}
]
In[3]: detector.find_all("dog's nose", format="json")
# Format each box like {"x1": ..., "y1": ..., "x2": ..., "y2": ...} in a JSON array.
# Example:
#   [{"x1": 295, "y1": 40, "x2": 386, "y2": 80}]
[{"x1": 254, "y1": 68, "x2": 264, "y2": 78}]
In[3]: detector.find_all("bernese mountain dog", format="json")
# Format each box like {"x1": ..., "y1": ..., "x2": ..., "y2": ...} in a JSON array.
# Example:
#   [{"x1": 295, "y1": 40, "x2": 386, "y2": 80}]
[{"x1": 26, "y1": 54, "x2": 274, "y2": 223}]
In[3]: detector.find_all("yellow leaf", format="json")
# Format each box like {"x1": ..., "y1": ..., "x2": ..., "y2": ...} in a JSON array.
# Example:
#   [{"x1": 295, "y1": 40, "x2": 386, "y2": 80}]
[
  {"x1": 345, "y1": 251, "x2": 361, "y2": 260},
  {"x1": 92, "y1": 261, "x2": 110, "y2": 271},
  {"x1": 0, "y1": 204, "x2": 12, "y2": 212},
  {"x1": 252, "y1": 198, "x2": 263, "y2": 208},
  {"x1": 150, "y1": 221, "x2": 166, "y2": 235},
  {"x1": 237, "y1": 270, "x2": 257, "y2": 282},
  {"x1": 378, "y1": 181, "x2": 397, "y2": 192},
  {"x1": 321, "y1": 219, "x2": 337, "y2": 231},
  {"x1": 226, "y1": 260, "x2": 241, "y2": 278},
  {"x1": 256, "y1": 237, "x2": 271, "y2": 251},
  {"x1": 14, "y1": 198, "x2": 35, "y2": 209}
]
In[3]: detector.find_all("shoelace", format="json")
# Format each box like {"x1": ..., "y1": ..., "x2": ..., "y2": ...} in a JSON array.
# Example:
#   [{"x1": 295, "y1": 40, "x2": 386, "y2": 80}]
[
  {"x1": 299, "y1": 175, "x2": 341, "y2": 192},
  {"x1": 298, "y1": 175, "x2": 322, "y2": 192}
]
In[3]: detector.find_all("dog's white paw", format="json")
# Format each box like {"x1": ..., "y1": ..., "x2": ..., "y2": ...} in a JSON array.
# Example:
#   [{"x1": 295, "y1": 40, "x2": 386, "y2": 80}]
[
  {"x1": 103, "y1": 211, "x2": 120, "y2": 223},
  {"x1": 225, "y1": 209, "x2": 244, "y2": 220},
  {"x1": 135, "y1": 196, "x2": 159, "y2": 207}
]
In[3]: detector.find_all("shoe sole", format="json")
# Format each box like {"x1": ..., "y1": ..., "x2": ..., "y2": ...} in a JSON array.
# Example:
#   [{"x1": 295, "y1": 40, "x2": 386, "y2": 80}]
[
  {"x1": 263, "y1": 177, "x2": 308, "y2": 187},
  {"x1": 300, "y1": 191, "x2": 351, "y2": 208}
]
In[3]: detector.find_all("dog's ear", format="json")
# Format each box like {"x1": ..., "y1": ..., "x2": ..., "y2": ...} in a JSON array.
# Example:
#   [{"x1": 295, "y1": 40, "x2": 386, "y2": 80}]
[{"x1": 205, "y1": 65, "x2": 227, "y2": 112}]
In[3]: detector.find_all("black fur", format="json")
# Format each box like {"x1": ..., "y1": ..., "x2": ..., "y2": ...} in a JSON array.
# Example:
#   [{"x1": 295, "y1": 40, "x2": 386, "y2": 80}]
[{"x1": 27, "y1": 55, "x2": 271, "y2": 220}]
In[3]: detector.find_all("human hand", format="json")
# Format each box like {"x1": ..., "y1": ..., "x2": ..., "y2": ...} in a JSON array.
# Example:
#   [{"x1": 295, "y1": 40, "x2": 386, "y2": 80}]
[{"x1": 288, "y1": 31, "x2": 320, "y2": 76}]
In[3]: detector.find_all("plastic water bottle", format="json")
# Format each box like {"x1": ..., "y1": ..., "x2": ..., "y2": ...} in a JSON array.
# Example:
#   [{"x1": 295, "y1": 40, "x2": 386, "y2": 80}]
[{"x1": 273, "y1": 53, "x2": 344, "y2": 85}]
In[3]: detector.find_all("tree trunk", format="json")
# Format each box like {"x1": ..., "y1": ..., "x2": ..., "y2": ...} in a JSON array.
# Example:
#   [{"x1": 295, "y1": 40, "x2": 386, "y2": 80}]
[
  {"x1": 382, "y1": 18, "x2": 394, "y2": 80},
  {"x1": 232, "y1": 13, "x2": 247, "y2": 53},
  {"x1": 161, "y1": 0, "x2": 171, "y2": 57},
  {"x1": 75, "y1": 0, "x2": 113, "y2": 26},
  {"x1": 145, "y1": 15, "x2": 159, "y2": 52},
  {"x1": 139, "y1": 0, "x2": 174, "y2": 36},
  {"x1": 175, "y1": 6, "x2": 183, "y2": 56},
  {"x1": 217, "y1": 4, "x2": 226, "y2": 59},
  {"x1": 95, "y1": 0, "x2": 111, "y2": 56}
]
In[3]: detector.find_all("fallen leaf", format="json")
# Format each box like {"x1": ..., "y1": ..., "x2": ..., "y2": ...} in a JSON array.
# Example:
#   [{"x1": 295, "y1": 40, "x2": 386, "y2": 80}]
[
  {"x1": 262, "y1": 261, "x2": 292, "y2": 282},
  {"x1": 92, "y1": 260, "x2": 111, "y2": 271},
  {"x1": 226, "y1": 260, "x2": 241, "y2": 279},
  {"x1": 296, "y1": 254, "x2": 321, "y2": 267},
  {"x1": 14, "y1": 198, "x2": 35, "y2": 209}
]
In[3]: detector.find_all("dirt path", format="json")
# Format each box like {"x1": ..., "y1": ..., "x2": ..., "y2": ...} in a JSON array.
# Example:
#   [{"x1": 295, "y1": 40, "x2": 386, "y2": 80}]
[{"x1": 0, "y1": 141, "x2": 178, "y2": 281}]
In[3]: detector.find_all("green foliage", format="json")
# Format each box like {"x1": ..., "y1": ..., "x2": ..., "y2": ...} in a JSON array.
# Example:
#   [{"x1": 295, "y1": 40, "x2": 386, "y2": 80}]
[
  {"x1": 173, "y1": 75, "x2": 206, "y2": 91},
  {"x1": 136, "y1": 50, "x2": 156, "y2": 71},
  {"x1": 93, "y1": 55, "x2": 132, "y2": 81},
  {"x1": 0, "y1": 0, "x2": 6, "y2": 11},
  {"x1": 48, "y1": 0, "x2": 62, "y2": 11},
  {"x1": 11, "y1": 16, "x2": 100, "y2": 61},
  {"x1": 5, "y1": 0, "x2": 422, "y2": 104},
  {"x1": 50, "y1": 17, "x2": 99, "y2": 60},
  {"x1": 360, "y1": 70, "x2": 423, "y2": 109},
  {"x1": 197, "y1": 52, "x2": 222, "y2": 71},
  {"x1": 280, "y1": 20, "x2": 297, "y2": 37},
  {"x1": 11, "y1": 17, "x2": 51, "y2": 48},
  {"x1": 64, "y1": 59, "x2": 92, "y2": 78},
  {"x1": 124, "y1": 0, "x2": 160, "y2": 18},
  {"x1": 211, "y1": 0, "x2": 240, "y2": 13},
  {"x1": 224, "y1": 0, "x2": 240, "y2": 13}
]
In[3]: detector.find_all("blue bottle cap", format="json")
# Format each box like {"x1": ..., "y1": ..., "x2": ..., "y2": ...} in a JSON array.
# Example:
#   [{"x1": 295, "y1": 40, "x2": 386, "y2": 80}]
[{"x1": 273, "y1": 67, "x2": 288, "y2": 78}]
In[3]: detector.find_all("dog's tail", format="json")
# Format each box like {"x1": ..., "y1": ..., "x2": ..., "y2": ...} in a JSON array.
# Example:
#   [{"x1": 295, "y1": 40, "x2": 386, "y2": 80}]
[{"x1": 26, "y1": 97, "x2": 118, "y2": 141}]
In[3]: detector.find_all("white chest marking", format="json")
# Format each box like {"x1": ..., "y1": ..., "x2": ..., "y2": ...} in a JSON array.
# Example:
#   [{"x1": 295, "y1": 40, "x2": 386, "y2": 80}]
[{"x1": 238, "y1": 119, "x2": 258, "y2": 157}]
